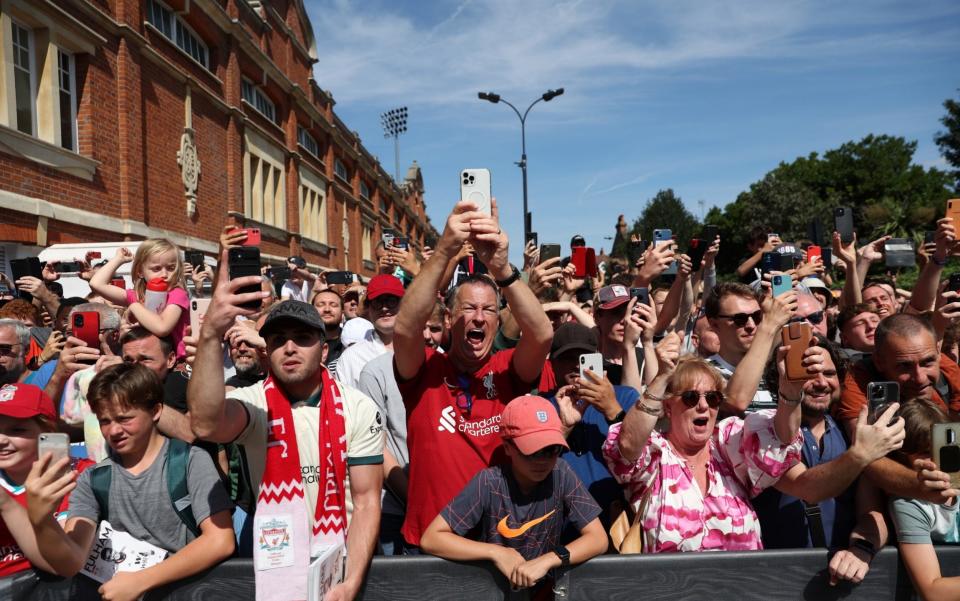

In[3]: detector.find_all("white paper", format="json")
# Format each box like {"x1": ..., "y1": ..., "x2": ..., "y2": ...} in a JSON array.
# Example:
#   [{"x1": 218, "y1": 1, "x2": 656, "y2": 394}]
[{"x1": 80, "y1": 520, "x2": 168, "y2": 584}]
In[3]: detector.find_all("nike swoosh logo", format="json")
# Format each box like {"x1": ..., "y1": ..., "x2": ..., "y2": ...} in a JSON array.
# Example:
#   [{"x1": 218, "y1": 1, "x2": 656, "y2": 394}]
[{"x1": 496, "y1": 510, "x2": 556, "y2": 539}]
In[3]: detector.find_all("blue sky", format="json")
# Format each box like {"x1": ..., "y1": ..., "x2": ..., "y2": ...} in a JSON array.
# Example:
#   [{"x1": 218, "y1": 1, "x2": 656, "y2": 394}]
[{"x1": 305, "y1": 0, "x2": 960, "y2": 259}]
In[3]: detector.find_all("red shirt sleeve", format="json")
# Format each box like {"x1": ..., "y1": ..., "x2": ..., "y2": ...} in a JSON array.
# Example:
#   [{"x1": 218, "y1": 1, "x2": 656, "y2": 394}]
[{"x1": 835, "y1": 364, "x2": 869, "y2": 425}]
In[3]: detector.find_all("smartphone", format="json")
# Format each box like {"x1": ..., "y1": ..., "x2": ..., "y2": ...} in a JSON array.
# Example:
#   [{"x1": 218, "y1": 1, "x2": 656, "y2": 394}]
[
  {"x1": 931, "y1": 422, "x2": 960, "y2": 489},
  {"x1": 807, "y1": 219, "x2": 824, "y2": 246},
  {"x1": 189, "y1": 298, "x2": 211, "y2": 336},
  {"x1": 424, "y1": 235, "x2": 438, "y2": 249},
  {"x1": 653, "y1": 229, "x2": 676, "y2": 275},
  {"x1": 806, "y1": 245, "x2": 822, "y2": 264},
  {"x1": 702, "y1": 225, "x2": 719, "y2": 242},
  {"x1": 947, "y1": 199, "x2": 960, "y2": 225},
  {"x1": 228, "y1": 247, "x2": 262, "y2": 309},
  {"x1": 884, "y1": 238, "x2": 915, "y2": 268},
  {"x1": 526, "y1": 232, "x2": 538, "y2": 248},
  {"x1": 71, "y1": 311, "x2": 100, "y2": 350},
  {"x1": 10, "y1": 257, "x2": 42, "y2": 303},
  {"x1": 867, "y1": 381, "x2": 899, "y2": 417},
  {"x1": 760, "y1": 252, "x2": 779, "y2": 274},
  {"x1": 393, "y1": 237, "x2": 410, "y2": 250},
  {"x1": 834, "y1": 207, "x2": 854, "y2": 244},
  {"x1": 821, "y1": 248, "x2": 833, "y2": 270},
  {"x1": 579, "y1": 352, "x2": 604, "y2": 381},
  {"x1": 460, "y1": 168, "x2": 492, "y2": 216},
  {"x1": 38, "y1": 433, "x2": 71, "y2": 475},
  {"x1": 110, "y1": 277, "x2": 126, "y2": 289},
  {"x1": 571, "y1": 247, "x2": 597, "y2": 278},
  {"x1": 950, "y1": 273, "x2": 960, "y2": 294},
  {"x1": 782, "y1": 321, "x2": 813, "y2": 381},
  {"x1": 271, "y1": 266, "x2": 292, "y2": 281},
  {"x1": 381, "y1": 231, "x2": 395, "y2": 248},
  {"x1": 326, "y1": 271, "x2": 354, "y2": 285},
  {"x1": 630, "y1": 287, "x2": 650, "y2": 306},
  {"x1": 925, "y1": 230, "x2": 936, "y2": 245},
  {"x1": 768, "y1": 233, "x2": 780, "y2": 243},
  {"x1": 628, "y1": 239, "x2": 650, "y2": 264},
  {"x1": 184, "y1": 250, "x2": 205, "y2": 270},
  {"x1": 771, "y1": 274, "x2": 793, "y2": 297},
  {"x1": 227, "y1": 227, "x2": 261, "y2": 247},
  {"x1": 687, "y1": 238, "x2": 707, "y2": 271},
  {"x1": 539, "y1": 243, "x2": 561, "y2": 264},
  {"x1": 53, "y1": 261, "x2": 84, "y2": 273}
]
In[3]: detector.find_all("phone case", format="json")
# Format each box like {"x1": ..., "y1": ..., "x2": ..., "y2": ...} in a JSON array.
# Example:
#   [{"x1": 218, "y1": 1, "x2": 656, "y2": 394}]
[
  {"x1": 950, "y1": 273, "x2": 960, "y2": 294},
  {"x1": 72, "y1": 311, "x2": 100, "y2": 349},
  {"x1": 38, "y1": 433, "x2": 70, "y2": 467},
  {"x1": 782, "y1": 322, "x2": 812, "y2": 381},
  {"x1": 702, "y1": 225, "x2": 719, "y2": 242},
  {"x1": 834, "y1": 207, "x2": 854, "y2": 244},
  {"x1": 931, "y1": 422, "x2": 960, "y2": 488},
  {"x1": 327, "y1": 271, "x2": 354, "y2": 285},
  {"x1": 460, "y1": 169, "x2": 492, "y2": 216},
  {"x1": 653, "y1": 229, "x2": 676, "y2": 275},
  {"x1": 228, "y1": 247, "x2": 262, "y2": 309},
  {"x1": 761, "y1": 252, "x2": 779, "y2": 273},
  {"x1": 947, "y1": 199, "x2": 960, "y2": 226},
  {"x1": 884, "y1": 238, "x2": 915, "y2": 268},
  {"x1": 571, "y1": 246, "x2": 587, "y2": 277},
  {"x1": 772, "y1": 274, "x2": 793, "y2": 297},
  {"x1": 539, "y1": 244, "x2": 561, "y2": 264},
  {"x1": 110, "y1": 277, "x2": 126, "y2": 289},
  {"x1": 190, "y1": 298, "x2": 211, "y2": 336},
  {"x1": 630, "y1": 287, "x2": 650, "y2": 306},
  {"x1": 579, "y1": 353, "x2": 604, "y2": 381},
  {"x1": 687, "y1": 239, "x2": 706, "y2": 270},
  {"x1": 867, "y1": 381, "x2": 900, "y2": 415},
  {"x1": 806, "y1": 245, "x2": 821, "y2": 264},
  {"x1": 185, "y1": 251, "x2": 205, "y2": 269}
]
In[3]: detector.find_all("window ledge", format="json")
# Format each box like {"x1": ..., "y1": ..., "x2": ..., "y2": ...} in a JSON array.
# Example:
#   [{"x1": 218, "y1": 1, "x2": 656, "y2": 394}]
[
  {"x1": 0, "y1": 125, "x2": 99, "y2": 180},
  {"x1": 301, "y1": 238, "x2": 332, "y2": 254}
]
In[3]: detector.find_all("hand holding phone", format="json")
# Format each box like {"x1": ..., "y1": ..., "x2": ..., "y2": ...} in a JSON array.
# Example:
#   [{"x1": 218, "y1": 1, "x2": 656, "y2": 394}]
[
  {"x1": 771, "y1": 274, "x2": 793, "y2": 298},
  {"x1": 782, "y1": 322, "x2": 813, "y2": 381},
  {"x1": 38, "y1": 433, "x2": 71, "y2": 477},
  {"x1": 72, "y1": 311, "x2": 101, "y2": 350},
  {"x1": 228, "y1": 247, "x2": 262, "y2": 309},
  {"x1": 931, "y1": 423, "x2": 960, "y2": 489},
  {"x1": 460, "y1": 169, "x2": 492, "y2": 216},
  {"x1": 579, "y1": 353, "x2": 604, "y2": 381}
]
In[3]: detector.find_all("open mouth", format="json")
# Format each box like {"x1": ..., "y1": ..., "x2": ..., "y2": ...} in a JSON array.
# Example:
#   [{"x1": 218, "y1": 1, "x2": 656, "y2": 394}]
[
  {"x1": 466, "y1": 328, "x2": 485, "y2": 344},
  {"x1": 693, "y1": 416, "x2": 710, "y2": 428}
]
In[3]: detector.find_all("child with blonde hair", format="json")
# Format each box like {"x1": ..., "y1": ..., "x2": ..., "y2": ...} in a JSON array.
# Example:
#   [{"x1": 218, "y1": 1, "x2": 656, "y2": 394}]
[{"x1": 89, "y1": 239, "x2": 190, "y2": 359}]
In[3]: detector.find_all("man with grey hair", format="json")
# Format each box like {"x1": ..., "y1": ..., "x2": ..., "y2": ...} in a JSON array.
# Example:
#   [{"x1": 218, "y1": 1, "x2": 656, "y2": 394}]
[
  {"x1": 795, "y1": 291, "x2": 828, "y2": 338},
  {"x1": 0, "y1": 318, "x2": 30, "y2": 385}
]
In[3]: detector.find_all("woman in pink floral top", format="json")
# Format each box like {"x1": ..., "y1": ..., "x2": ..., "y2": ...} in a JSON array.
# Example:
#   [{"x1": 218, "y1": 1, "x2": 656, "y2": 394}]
[{"x1": 603, "y1": 338, "x2": 803, "y2": 553}]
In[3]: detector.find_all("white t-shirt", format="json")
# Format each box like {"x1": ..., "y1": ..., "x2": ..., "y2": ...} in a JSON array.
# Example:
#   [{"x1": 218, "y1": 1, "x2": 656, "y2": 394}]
[
  {"x1": 333, "y1": 333, "x2": 388, "y2": 390},
  {"x1": 280, "y1": 280, "x2": 313, "y2": 302},
  {"x1": 229, "y1": 380, "x2": 384, "y2": 521},
  {"x1": 707, "y1": 353, "x2": 776, "y2": 411}
]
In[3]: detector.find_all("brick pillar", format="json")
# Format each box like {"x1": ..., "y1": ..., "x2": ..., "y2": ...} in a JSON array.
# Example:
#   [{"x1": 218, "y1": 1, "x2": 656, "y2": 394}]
[{"x1": 115, "y1": 35, "x2": 145, "y2": 228}]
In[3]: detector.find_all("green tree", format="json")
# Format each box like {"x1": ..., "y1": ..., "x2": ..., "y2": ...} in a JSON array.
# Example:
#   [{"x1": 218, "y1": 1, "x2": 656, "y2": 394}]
[
  {"x1": 631, "y1": 189, "x2": 700, "y2": 249},
  {"x1": 935, "y1": 90, "x2": 960, "y2": 191}
]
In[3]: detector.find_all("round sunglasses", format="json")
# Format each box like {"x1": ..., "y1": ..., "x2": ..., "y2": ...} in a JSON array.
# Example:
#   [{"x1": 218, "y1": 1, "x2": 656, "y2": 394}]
[{"x1": 675, "y1": 390, "x2": 725, "y2": 409}]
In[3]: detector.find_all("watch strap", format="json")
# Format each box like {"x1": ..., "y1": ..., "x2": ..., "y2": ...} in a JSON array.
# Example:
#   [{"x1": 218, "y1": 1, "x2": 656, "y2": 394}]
[{"x1": 494, "y1": 265, "x2": 521, "y2": 288}]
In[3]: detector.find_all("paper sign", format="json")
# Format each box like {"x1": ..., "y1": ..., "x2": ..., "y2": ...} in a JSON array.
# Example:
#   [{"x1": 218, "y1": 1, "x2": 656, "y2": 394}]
[
  {"x1": 307, "y1": 543, "x2": 346, "y2": 601},
  {"x1": 255, "y1": 514, "x2": 296, "y2": 570},
  {"x1": 80, "y1": 520, "x2": 167, "y2": 583}
]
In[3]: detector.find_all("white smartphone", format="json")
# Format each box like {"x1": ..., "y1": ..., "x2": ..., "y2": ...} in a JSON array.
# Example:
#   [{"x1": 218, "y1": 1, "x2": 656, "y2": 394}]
[
  {"x1": 460, "y1": 168, "x2": 492, "y2": 216},
  {"x1": 190, "y1": 298, "x2": 211, "y2": 336},
  {"x1": 38, "y1": 433, "x2": 71, "y2": 474},
  {"x1": 579, "y1": 352, "x2": 604, "y2": 381}
]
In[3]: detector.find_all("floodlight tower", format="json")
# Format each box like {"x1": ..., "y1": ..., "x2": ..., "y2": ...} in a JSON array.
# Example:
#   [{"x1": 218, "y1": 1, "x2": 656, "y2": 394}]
[{"x1": 380, "y1": 106, "x2": 408, "y2": 182}]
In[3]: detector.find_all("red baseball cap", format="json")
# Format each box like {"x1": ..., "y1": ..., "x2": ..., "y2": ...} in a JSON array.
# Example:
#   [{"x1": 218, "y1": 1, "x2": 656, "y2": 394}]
[
  {"x1": 366, "y1": 274, "x2": 405, "y2": 301},
  {"x1": 598, "y1": 285, "x2": 631, "y2": 310},
  {"x1": 500, "y1": 396, "x2": 569, "y2": 455},
  {"x1": 0, "y1": 384, "x2": 56, "y2": 421}
]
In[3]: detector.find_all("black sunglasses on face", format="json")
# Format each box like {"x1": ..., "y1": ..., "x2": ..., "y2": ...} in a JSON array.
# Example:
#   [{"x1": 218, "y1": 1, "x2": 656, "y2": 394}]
[
  {"x1": 519, "y1": 444, "x2": 565, "y2": 460},
  {"x1": 716, "y1": 310, "x2": 763, "y2": 327},
  {"x1": 799, "y1": 311, "x2": 824, "y2": 325},
  {"x1": 676, "y1": 390, "x2": 724, "y2": 409}
]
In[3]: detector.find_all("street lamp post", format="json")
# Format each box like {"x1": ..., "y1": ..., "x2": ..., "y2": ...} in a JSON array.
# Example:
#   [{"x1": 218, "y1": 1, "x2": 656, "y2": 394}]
[{"x1": 478, "y1": 88, "x2": 564, "y2": 241}]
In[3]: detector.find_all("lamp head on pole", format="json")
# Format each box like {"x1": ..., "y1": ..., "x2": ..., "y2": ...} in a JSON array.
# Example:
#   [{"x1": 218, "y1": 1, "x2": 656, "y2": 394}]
[
  {"x1": 542, "y1": 88, "x2": 564, "y2": 102},
  {"x1": 478, "y1": 91, "x2": 501, "y2": 104}
]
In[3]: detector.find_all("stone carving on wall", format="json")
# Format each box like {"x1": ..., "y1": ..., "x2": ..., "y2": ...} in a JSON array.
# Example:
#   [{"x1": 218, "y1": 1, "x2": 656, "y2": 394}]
[{"x1": 178, "y1": 86, "x2": 201, "y2": 218}]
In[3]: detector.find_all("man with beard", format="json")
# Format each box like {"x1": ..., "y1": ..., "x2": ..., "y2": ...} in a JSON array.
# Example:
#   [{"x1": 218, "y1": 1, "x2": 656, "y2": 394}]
[
  {"x1": 224, "y1": 326, "x2": 266, "y2": 390},
  {"x1": 313, "y1": 288, "x2": 346, "y2": 367},
  {"x1": 752, "y1": 336, "x2": 906, "y2": 583},
  {"x1": 0, "y1": 319, "x2": 29, "y2": 386},
  {"x1": 393, "y1": 199, "x2": 553, "y2": 549}
]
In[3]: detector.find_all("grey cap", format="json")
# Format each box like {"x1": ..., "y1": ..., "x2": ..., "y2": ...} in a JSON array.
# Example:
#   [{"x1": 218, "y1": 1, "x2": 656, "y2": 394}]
[{"x1": 259, "y1": 300, "x2": 325, "y2": 339}]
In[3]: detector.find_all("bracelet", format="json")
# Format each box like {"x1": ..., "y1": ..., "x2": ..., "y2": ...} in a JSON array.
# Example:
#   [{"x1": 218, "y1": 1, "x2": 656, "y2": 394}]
[
  {"x1": 642, "y1": 390, "x2": 666, "y2": 402},
  {"x1": 634, "y1": 397, "x2": 663, "y2": 417},
  {"x1": 932, "y1": 254, "x2": 948, "y2": 266},
  {"x1": 851, "y1": 538, "x2": 877, "y2": 559}
]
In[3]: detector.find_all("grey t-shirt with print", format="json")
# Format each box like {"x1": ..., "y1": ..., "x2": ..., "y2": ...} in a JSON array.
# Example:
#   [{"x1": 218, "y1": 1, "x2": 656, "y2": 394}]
[{"x1": 69, "y1": 438, "x2": 233, "y2": 553}]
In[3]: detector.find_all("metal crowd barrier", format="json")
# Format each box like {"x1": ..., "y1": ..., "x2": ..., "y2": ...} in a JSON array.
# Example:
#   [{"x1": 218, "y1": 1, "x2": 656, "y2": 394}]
[{"x1": 19, "y1": 547, "x2": 960, "y2": 600}]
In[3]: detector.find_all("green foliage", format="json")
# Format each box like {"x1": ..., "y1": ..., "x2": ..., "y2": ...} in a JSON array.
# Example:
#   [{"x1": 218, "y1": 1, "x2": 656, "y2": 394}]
[
  {"x1": 631, "y1": 189, "x2": 701, "y2": 248},
  {"x1": 935, "y1": 90, "x2": 960, "y2": 191}
]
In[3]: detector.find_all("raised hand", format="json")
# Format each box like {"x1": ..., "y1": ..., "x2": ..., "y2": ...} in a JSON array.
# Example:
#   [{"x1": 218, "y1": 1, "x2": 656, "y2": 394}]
[{"x1": 850, "y1": 403, "x2": 905, "y2": 464}]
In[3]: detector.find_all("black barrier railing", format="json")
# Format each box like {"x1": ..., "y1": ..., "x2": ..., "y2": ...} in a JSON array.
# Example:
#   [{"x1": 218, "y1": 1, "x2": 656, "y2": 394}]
[{"x1": 18, "y1": 546, "x2": 960, "y2": 600}]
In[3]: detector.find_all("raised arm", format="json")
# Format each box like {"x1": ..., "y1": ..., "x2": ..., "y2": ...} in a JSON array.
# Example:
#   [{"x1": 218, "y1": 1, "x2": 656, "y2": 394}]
[
  {"x1": 654, "y1": 254, "x2": 692, "y2": 334},
  {"x1": 394, "y1": 202, "x2": 481, "y2": 380},
  {"x1": 617, "y1": 332, "x2": 679, "y2": 462},
  {"x1": 469, "y1": 199, "x2": 552, "y2": 384},
  {"x1": 833, "y1": 232, "x2": 862, "y2": 310},
  {"x1": 89, "y1": 247, "x2": 134, "y2": 306},
  {"x1": 187, "y1": 248, "x2": 267, "y2": 443},
  {"x1": 909, "y1": 218, "x2": 954, "y2": 313}
]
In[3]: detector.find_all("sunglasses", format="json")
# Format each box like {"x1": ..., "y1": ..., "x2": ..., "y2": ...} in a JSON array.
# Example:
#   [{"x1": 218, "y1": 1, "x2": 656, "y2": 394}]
[
  {"x1": 518, "y1": 444, "x2": 565, "y2": 460},
  {"x1": 676, "y1": 390, "x2": 725, "y2": 409},
  {"x1": 798, "y1": 311, "x2": 824, "y2": 325},
  {"x1": 716, "y1": 310, "x2": 763, "y2": 327},
  {"x1": 0, "y1": 343, "x2": 21, "y2": 357}
]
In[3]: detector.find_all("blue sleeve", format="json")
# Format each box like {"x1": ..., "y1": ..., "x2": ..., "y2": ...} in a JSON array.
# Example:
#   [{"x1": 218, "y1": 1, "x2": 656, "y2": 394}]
[{"x1": 615, "y1": 385, "x2": 639, "y2": 411}]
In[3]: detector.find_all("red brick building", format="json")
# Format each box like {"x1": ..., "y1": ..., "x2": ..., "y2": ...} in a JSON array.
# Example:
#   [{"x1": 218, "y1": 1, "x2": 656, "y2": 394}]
[{"x1": 0, "y1": 0, "x2": 436, "y2": 277}]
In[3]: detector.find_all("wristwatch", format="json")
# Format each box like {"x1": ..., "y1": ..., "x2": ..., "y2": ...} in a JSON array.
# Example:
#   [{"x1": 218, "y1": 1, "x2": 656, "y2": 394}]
[
  {"x1": 494, "y1": 264, "x2": 522, "y2": 288},
  {"x1": 851, "y1": 538, "x2": 877, "y2": 559},
  {"x1": 553, "y1": 545, "x2": 570, "y2": 567},
  {"x1": 605, "y1": 410, "x2": 627, "y2": 425}
]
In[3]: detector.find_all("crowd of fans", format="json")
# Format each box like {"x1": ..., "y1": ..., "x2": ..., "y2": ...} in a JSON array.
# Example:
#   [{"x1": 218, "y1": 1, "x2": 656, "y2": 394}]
[{"x1": 1, "y1": 198, "x2": 959, "y2": 601}]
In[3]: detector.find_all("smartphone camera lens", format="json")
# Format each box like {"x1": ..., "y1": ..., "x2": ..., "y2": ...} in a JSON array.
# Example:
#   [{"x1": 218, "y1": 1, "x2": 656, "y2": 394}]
[
  {"x1": 75, "y1": 315, "x2": 84, "y2": 326},
  {"x1": 948, "y1": 429, "x2": 957, "y2": 445},
  {"x1": 468, "y1": 175, "x2": 475, "y2": 183}
]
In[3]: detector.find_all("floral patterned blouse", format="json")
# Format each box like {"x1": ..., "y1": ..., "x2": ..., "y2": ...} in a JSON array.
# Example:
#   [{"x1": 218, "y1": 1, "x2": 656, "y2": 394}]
[{"x1": 603, "y1": 410, "x2": 802, "y2": 553}]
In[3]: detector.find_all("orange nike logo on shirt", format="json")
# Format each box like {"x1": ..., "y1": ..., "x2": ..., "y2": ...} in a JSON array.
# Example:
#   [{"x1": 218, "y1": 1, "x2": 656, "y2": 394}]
[{"x1": 496, "y1": 510, "x2": 556, "y2": 539}]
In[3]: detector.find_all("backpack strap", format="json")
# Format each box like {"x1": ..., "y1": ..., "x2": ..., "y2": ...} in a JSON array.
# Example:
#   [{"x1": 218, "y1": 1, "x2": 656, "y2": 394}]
[
  {"x1": 166, "y1": 438, "x2": 200, "y2": 538},
  {"x1": 89, "y1": 464, "x2": 112, "y2": 524}
]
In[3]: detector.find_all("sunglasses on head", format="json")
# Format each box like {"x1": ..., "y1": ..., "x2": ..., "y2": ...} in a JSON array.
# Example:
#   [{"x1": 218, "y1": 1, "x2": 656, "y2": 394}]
[
  {"x1": 676, "y1": 390, "x2": 724, "y2": 409},
  {"x1": 717, "y1": 310, "x2": 763, "y2": 327}
]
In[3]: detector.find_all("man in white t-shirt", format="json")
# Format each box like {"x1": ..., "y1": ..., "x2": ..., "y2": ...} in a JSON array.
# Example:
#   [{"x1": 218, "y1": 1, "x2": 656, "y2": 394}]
[
  {"x1": 279, "y1": 255, "x2": 317, "y2": 302},
  {"x1": 334, "y1": 274, "x2": 404, "y2": 389},
  {"x1": 189, "y1": 261, "x2": 384, "y2": 601}
]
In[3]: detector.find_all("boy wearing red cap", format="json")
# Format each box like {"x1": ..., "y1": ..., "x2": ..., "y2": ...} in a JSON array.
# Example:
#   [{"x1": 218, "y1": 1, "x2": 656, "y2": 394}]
[
  {"x1": 0, "y1": 383, "x2": 91, "y2": 586},
  {"x1": 420, "y1": 396, "x2": 607, "y2": 591}
]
